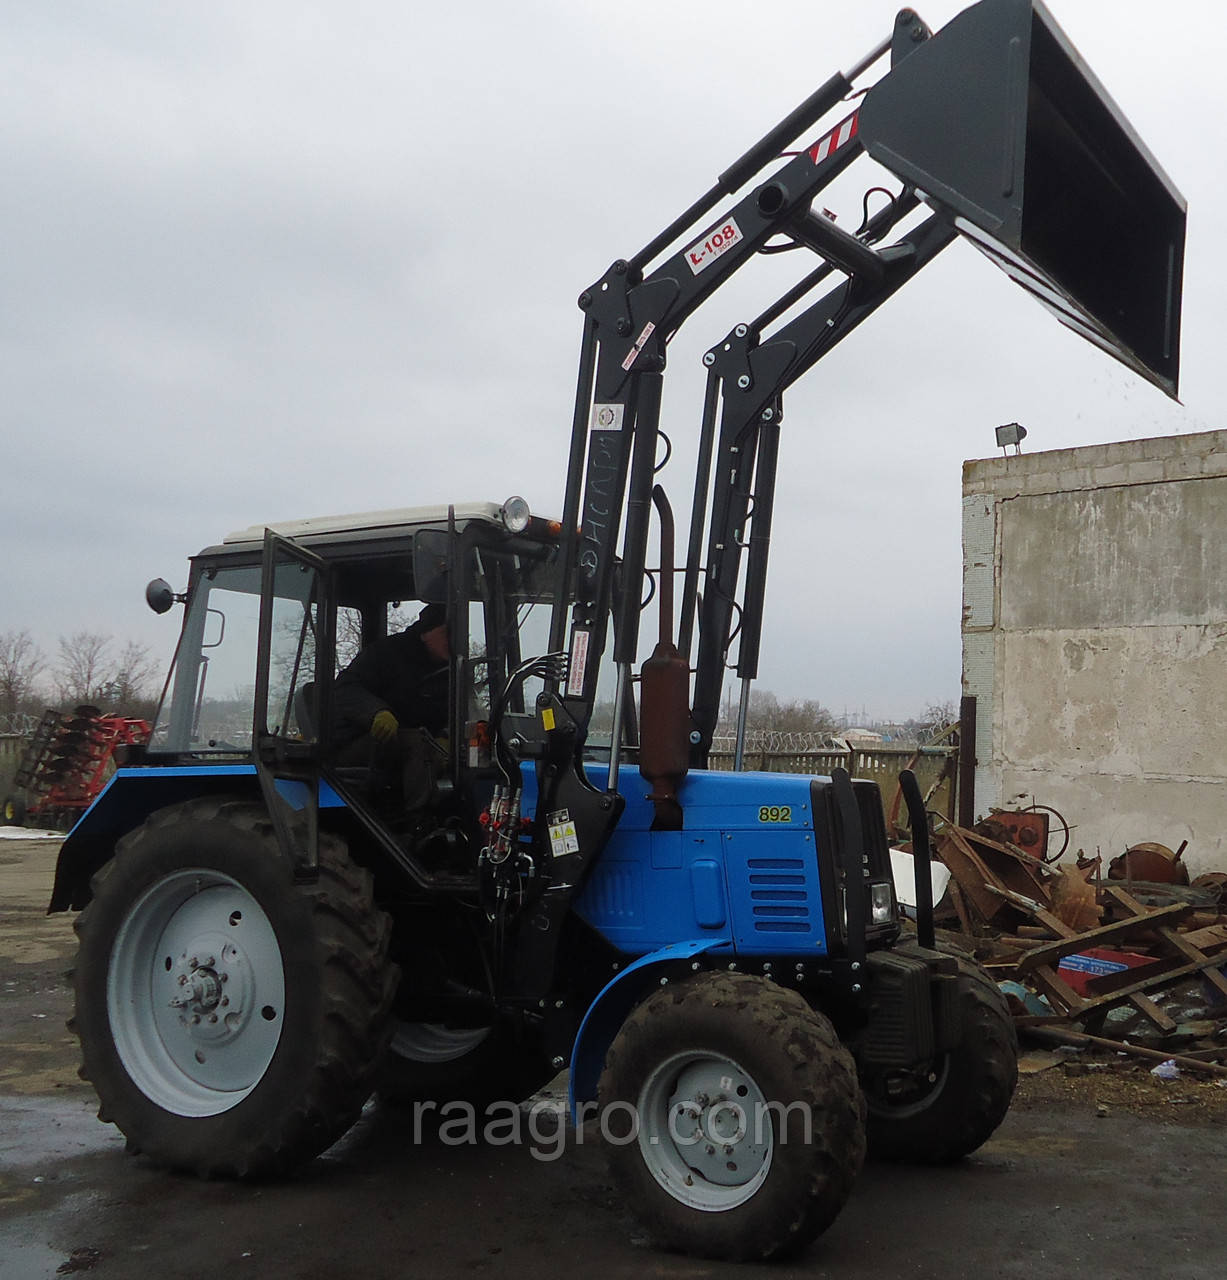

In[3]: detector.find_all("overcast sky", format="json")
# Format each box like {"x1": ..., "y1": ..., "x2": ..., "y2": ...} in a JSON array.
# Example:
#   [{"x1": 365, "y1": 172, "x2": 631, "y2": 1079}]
[{"x1": 2, "y1": 0, "x2": 1222, "y2": 720}]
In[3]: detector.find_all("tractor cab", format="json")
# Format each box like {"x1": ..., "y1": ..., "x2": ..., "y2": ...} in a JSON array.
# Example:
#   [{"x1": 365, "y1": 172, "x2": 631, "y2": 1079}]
[{"x1": 144, "y1": 500, "x2": 578, "y2": 873}]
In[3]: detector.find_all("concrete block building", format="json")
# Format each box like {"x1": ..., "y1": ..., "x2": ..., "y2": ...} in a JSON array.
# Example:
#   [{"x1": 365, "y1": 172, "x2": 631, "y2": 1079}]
[{"x1": 961, "y1": 428, "x2": 1227, "y2": 876}]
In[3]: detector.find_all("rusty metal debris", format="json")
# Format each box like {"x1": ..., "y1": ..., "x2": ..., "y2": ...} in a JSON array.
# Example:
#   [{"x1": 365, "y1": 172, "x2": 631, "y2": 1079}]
[
  {"x1": 922, "y1": 809, "x2": 1227, "y2": 1069},
  {"x1": 1109, "y1": 841, "x2": 1190, "y2": 886}
]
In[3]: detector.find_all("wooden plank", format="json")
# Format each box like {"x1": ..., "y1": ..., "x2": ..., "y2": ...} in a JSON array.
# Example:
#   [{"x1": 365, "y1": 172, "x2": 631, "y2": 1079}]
[
  {"x1": 1053, "y1": 956, "x2": 1214, "y2": 1011},
  {"x1": 945, "y1": 878, "x2": 976, "y2": 937},
  {"x1": 1026, "y1": 1026, "x2": 1227, "y2": 1079},
  {"x1": 1012, "y1": 902, "x2": 1191, "y2": 970},
  {"x1": 1157, "y1": 926, "x2": 1227, "y2": 1001},
  {"x1": 1122, "y1": 993, "x2": 1178, "y2": 1034},
  {"x1": 1181, "y1": 923, "x2": 1227, "y2": 951},
  {"x1": 1102, "y1": 884, "x2": 1227, "y2": 999},
  {"x1": 1028, "y1": 963, "x2": 1179, "y2": 1031},
  {"x1": 1027, "y1": 963, "x2": 1089, "y2": 1014}
]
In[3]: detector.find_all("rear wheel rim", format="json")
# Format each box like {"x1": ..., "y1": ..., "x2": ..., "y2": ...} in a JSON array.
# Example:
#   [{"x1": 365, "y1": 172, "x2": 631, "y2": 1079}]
[
  {"x1": 635, "y1": 1050, "x2": 773, "y2": 1212},
  {"x1": 864, "y1": 1057, "x2": 951, "y2": 1119},
  {"x1": 389, "y1": 1022, "x2": 490, "y2": 1064},
  {"x1": 106, "y1": 869, "x2": 285, "y2": 1117}
]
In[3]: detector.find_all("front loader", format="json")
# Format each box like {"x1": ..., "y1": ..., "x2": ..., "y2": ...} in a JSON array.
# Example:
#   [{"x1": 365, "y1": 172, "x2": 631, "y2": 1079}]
[{"x1": 50, "y1": 0, "x2": 1183, "y2": 1262}]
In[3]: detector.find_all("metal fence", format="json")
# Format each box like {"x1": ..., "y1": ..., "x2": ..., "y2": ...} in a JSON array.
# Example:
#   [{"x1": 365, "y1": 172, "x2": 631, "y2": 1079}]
[
  {"x1": 0, "y1": 722, "x2": 957, "y2": 825},
  {"x1": 707, "y1": 739, "x2": 957, "y2": 826}
]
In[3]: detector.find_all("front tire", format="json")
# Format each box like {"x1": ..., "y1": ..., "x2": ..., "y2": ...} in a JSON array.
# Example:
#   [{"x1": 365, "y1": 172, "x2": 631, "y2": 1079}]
[
  {"x1": 71, "y1": 798, "x2": 397, "y2": 1178},
  {"x1": 862, "y1": 954, "x2": 1017, "y2": 1163},
  {"x1": 598, "y1": 972, "x2": 865, "y2": 1262}
]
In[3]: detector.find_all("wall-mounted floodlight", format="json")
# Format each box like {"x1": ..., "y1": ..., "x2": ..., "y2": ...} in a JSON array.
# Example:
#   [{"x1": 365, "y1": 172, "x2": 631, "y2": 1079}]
[{"x1": 995, "y1": 422, "x2": 1027, "y2": 455}]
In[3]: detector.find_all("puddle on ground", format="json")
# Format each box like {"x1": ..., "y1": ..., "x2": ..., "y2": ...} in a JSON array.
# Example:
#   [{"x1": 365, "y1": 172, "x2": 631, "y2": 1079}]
[
  {"x1": 1, "y1": 1235, "x2": 69, "y2": 1280},
  {"x1": 0, "y1": 1095, "x2": 122, "y2": 1173}
]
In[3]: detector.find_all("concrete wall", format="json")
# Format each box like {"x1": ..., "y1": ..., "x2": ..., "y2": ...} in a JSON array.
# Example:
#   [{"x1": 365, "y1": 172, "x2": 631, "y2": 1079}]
[{"x1": 962, "y1": 429, "x2": 1227, "y2": 876}]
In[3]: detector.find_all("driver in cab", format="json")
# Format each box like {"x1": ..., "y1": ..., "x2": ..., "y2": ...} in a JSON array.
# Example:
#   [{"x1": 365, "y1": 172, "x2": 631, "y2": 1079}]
[{"x1": 332, "y1": 602, "x2": 450, "y2": 809}]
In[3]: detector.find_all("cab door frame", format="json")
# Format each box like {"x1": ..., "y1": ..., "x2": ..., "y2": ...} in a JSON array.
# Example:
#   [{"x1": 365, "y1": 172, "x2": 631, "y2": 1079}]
[{"x1": 253, "y1": 529, "x2": 333, "y2": 880}]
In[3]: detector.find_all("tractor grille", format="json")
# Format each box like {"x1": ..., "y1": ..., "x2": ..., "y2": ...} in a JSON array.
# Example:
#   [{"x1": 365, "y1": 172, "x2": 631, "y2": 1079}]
[{"x1": 746, "y1": 858, "x2": 812, "y2": 934}]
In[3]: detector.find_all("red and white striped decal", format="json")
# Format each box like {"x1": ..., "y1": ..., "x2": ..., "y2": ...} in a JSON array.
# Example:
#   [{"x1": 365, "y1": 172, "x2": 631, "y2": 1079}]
[{"x1": 808, "y1": 111, "x2": 859, "y2": 165}]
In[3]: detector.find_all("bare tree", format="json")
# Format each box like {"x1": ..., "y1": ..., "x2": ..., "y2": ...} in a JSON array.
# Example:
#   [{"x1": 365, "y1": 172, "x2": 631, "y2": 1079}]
[
  {"x1": 55, "y1": 631, "x2": 112, "y2": 706},
  {"x1": 897, "y1": 699, "x2": 960, "y2": 745},
  {"x1": 52, "y1": 632, "x2": 161, "y2": 715},
  {"x1": 105, "y1": 641, "x2": 160, "y2": 709},
  {"x1": 716, "y1": 689, "x2": 837, "y2": 738},
  {"x1": 0, "y1": 629, "x2": 46, "y2": 716}
]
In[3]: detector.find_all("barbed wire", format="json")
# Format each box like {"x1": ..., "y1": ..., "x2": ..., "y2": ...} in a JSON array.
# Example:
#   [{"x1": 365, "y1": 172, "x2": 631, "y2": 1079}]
[
  {"x1": 0, "y1": 713, "x2": 39, "y2": 736},
  {"x1": 709, "y1": 731, "x2": 846, "y2": 754}
]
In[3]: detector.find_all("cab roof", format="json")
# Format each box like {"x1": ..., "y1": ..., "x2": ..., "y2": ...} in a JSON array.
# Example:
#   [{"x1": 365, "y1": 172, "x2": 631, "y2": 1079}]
[{"x1": 217, "y1": 502, "x2": 506, "y2": 550}]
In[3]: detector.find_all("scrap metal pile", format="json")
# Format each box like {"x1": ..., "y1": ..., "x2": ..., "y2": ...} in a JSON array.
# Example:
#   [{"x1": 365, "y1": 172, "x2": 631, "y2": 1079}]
[{"x1": 907, "y1": 808, "x2": 1227, "y2": 1078}]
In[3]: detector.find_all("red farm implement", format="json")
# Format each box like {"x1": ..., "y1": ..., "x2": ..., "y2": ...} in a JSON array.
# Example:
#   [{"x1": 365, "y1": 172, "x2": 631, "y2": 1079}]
[{"x1": 3, "y1": 707, "x2": 150, "y2": 830}]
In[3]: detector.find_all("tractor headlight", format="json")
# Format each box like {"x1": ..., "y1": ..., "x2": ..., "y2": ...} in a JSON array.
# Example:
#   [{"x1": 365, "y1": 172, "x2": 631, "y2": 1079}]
[
  {"x1": 501, "y1": 495, "x2": 532, "y2": 534},
  {"x1": 869, "y1": 881, "x2": 895, "y2": 925}
]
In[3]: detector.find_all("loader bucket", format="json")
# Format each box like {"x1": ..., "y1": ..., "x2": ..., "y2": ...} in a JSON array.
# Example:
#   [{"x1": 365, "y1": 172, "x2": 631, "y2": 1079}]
[{"x1": 857, "y1": 0, "x2": 1185, "y2": 397}]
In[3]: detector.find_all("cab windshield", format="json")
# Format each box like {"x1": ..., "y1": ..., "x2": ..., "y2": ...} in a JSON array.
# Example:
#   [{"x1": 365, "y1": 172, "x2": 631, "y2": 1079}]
[{"x1": 149, "y1": 560, "x2": 319, "y2": 755}]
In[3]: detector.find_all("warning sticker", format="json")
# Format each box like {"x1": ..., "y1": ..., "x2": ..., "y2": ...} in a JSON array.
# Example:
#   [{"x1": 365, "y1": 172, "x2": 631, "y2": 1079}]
[
  {"x1": 547, "y1": 809, "x2": 580, "y2": 858},
  {"x1": 620, "y1": 320, "x2": 657, "y2": 371},
  {"x1": 567, "y1": 628, "x2": 590, "y2": 699}
]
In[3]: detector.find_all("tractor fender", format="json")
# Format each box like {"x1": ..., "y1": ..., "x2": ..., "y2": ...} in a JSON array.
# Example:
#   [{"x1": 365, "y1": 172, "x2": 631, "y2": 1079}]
[
  {"x1": 568, "y1": 937, "x2": 730, "y2": 1115},
  {"x1": 50, "y1": 766, "x2": 352, "y2": 912},
  {"x1": 49, "y1": 766, "x2": 262, "y2": 912}
]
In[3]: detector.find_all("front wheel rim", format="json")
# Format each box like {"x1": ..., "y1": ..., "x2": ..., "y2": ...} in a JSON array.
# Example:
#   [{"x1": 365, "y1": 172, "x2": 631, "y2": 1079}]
[
  {"x1": 106, "y1": 869, "x2": 286, "y2": 1117},
  {"x1": 635, "y1": 1051, "x2": 773, "y2": 1212}
]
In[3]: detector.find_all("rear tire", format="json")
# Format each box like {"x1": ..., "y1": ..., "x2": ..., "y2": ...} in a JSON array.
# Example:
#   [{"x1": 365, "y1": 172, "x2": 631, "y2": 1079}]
[
  {"x1": 71, "y1": 798, "x2": 397, "y2": 1178},
  {"x1": 862, "y1": 954, "x2": 1017, "y2": 1163},
  {"x1": 598, "y1": 972, "x2": 865, "y2": 1262}
]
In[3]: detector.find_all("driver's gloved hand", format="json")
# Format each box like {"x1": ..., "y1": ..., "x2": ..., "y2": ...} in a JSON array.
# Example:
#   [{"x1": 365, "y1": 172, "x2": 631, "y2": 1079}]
[{"x1": 371, "y1": 709, "x2": 399, "y2": 743}]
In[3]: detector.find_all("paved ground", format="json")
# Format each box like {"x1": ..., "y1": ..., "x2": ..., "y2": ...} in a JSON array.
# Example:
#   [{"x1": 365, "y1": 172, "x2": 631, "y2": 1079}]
[{"x1": 3, "y1": 832, "x2": 1226, "y2": 1280}]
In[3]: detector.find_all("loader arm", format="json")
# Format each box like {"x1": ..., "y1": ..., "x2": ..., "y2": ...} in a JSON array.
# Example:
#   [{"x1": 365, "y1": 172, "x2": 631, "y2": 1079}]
[
  {"x1": 524, "y1": 0, "x2": 1184, "y2": 887},
  {"x1": 685, "y1": 207, "x2": 960, "y2": 762}
]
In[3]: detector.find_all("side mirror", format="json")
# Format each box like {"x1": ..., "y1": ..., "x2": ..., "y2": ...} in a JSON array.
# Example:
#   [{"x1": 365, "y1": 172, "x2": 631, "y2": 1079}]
[{"x1": 145, "y1": 578, "x2": 179, "y2": 615}]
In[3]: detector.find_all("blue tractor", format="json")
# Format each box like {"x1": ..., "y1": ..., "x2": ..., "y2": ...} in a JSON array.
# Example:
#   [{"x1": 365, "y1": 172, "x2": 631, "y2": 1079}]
[{"x1": 51, "y1": 0, "x2": 1184, "y2": 1260}]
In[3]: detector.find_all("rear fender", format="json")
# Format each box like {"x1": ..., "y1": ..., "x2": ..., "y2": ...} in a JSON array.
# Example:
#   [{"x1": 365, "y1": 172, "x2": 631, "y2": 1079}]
[
  {"x1": 48, "y1": 765, "x2": 330, "y2": 911},
  {"x1": 568, "y1": 938, "x2": 729, "y2": 1116}
]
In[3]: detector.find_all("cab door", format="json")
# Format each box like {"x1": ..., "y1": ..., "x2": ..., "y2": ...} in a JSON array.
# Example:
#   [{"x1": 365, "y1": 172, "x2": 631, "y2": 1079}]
[{"x1": 253, "y1": 529, "x2": 333, "y2": 878}]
